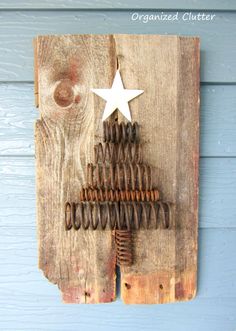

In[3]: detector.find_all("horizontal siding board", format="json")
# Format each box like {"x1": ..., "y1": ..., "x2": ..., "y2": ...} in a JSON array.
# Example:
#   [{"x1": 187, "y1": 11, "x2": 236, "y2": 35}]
[
  {"x1": 0, "y1": 0, "x2": 235, "y2": 10},
  {"x1": 0, "y1": 157, "x2": 236, "y2": 228},
  {"x1": 200, "y1": 85, "x2": 236, "y2": 156},
  {"x1": 199, "y1": 158, "x2": 236, "y2": 228},
  {"x1": 0, "y1": 84, "x2": 35, "y2": 155},
  {"x1": 1, "y1": 84, "x2": 236, "y2": 157},
  {"x1": 0, "y1": 12, "x2": 235, "y2": 82},
  {"x1": 0, "y1": 298, "x2": 235, "y2": 331}
]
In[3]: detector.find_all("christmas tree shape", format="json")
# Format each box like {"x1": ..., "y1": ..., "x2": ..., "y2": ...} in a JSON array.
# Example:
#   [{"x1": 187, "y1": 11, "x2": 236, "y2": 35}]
[{"x1": 65, "y1": 121, "x2": 172, "y2": 266}]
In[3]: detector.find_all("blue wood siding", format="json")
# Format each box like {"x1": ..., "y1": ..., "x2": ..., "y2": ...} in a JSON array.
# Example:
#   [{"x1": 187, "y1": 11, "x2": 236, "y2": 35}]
[
  {"x1": 0, "y1": 11, "x2": 236, "y2": 82},
  {"x1": 0, "y1": 0, "x2": 235, "y2": 10},
  {"x1": 0, "y1": 1, "x2": 235, "y2": 330}
]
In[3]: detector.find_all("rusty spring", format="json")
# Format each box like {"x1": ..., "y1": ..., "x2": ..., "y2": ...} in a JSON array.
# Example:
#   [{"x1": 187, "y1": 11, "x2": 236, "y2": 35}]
[
  {"x1": 65, "y1": 121, "x2": 173, "y2": 266},
  {"x1": 86, "y1": 163, "x2": 152, "y2": 191},
  {"x1": 103, "y1": 121, "x2": 139, "y2": 143},
  {"x1": 95, "y1": 142, "x2": 142, "y2": 164},
  {"x1": 115, "y1": 230, "x2": 132, "y2": 266},
  {"x1": 80, "y1": 188, "x2": 159, "y2": 202},
  {"x1": 99, "y1": 123, "x2": 140, "y2": 266},
  {"x1": 65, "y1": 201, "x2": 172, "y2": 231}
]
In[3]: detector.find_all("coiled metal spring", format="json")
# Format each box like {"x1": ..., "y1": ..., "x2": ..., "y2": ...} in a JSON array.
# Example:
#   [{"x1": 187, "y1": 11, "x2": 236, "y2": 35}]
[
  {"x1": 65, "y1": 201, "x2": 172, "y2": 231},
  {"x1": 65, "y1": 120, "x2": 172, "y2": 267},
  {"x1": 115, "y1": 230, "x2": 132, "y2": 267},
  {"x1": 103, "y1": 121, "x2": 139, "y2": 143},
  {"x1": 94, "y1": 142, "x2": 142, "y2": 164},
  {"x1": 86, "y1": 163, "x2": 152, "y2": 190},
  {"x1": 80, "y1": 188, "x2": 159, "y2": 202}
]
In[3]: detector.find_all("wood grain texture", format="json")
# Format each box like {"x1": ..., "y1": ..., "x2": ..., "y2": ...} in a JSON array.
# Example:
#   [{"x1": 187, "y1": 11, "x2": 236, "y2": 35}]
[
  {"x1": 0, "y1": 11, "x2": 236, "y2": 82},
  {"x1": 1, "y1": 84, "x2": 236, "y2": 157},
  {"x1": 35, "y1": 35, "x2": 118, "y2": 303},
  {"x1": 0, "y1": 0, "x2": 235, "y2": 10},
  {"x1": 112, "y1": 35, "x2": 199, "y2": 303}
]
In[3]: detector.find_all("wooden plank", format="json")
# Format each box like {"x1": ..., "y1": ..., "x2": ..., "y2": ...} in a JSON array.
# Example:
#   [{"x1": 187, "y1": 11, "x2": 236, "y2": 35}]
[
  {"x1": 0, "y1": 0, "x2": 235, "y2": 10},
  {"x1": 1, "y1": 84, "x2": 236, "y2": 157},
  {"x1": 35, "y1": 35, "x2": 117, "y2": 303},
  {"x1": 0, "y1": 11, "x2": 236, "y2": 82},
  {"x1": 111, "y1": 35, "x2": 199, "y2": 303}
]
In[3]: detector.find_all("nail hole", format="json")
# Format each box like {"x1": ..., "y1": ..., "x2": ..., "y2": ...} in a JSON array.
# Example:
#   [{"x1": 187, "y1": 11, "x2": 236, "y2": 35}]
[
  {"x1": 124, "y1": 283, "x2": 131, "y2": 290},
  {"x1": 159, "y1": 284, "x2": 163, "y2": 290},
  {"x1": 84, "y1": 291, "x2": 90, "y2": 297}
]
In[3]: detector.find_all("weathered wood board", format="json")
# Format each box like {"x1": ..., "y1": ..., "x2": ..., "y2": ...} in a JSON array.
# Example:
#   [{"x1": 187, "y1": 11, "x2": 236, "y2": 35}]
[
  {"x1": 34, "y1": 34, "x2": 199, "y2": 304},
  {"x1": 115, "y1": 35, "x2": 200, "y2": 303},
  {"x1": 34, "y1": 35, "x2": 118, "y2": 303}
]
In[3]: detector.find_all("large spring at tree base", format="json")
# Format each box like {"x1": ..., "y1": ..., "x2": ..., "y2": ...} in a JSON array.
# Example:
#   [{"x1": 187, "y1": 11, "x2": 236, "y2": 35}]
[{"x1": 65, "y1": 201, "x2": 172, "y2": 231}]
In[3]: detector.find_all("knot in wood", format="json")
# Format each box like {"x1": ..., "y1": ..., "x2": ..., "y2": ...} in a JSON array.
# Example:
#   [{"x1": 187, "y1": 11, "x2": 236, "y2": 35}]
[{"x1": 53, "y1": 79, "x2": 75, "y2": 107}]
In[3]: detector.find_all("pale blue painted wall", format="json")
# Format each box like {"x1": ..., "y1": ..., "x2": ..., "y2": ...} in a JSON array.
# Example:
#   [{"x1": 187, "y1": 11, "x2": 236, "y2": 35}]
[{"x1": 0, "y1": 1, "x2": 235, "y2": 330}]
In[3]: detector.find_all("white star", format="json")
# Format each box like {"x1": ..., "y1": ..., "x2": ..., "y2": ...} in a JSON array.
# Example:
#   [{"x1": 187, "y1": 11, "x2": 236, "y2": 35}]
[{"x1": 91, "y1": 70, "x2": 144, "y2": 121}]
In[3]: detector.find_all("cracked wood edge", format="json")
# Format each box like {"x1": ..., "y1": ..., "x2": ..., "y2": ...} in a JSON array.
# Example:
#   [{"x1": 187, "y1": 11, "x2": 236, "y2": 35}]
[
  {"x1": 33, "y1": 38, "x2": 39, "y2": 108},
  {"x1": 34, "y1": 34, "x2": 117, "y2": 303}
]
